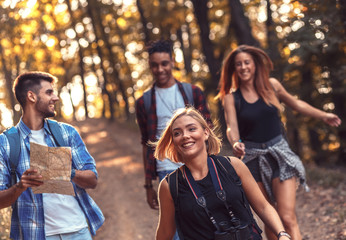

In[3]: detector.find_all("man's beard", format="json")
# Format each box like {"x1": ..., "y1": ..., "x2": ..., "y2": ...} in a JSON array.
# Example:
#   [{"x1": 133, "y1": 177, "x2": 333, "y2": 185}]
[
  {"x1": 45, "y1": 111, "x2": 56, "y2": 118},
  {"x1": 36, "y1": 97, "x2": 56, "y2": 118}
]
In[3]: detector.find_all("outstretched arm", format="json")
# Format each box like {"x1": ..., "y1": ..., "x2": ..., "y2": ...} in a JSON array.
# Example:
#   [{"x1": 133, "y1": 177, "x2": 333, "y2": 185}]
[
  {"x1": 270, "y1": 78, "x2": 341, "y2": 127},
  {"x1": 231, "y1": 157, "x2": 290, "y2": 239},
  {"x1": 0, "y1": 168, "x2": 43, "y2": 209},
  {"x1": 156, "y1": 179, "x2": 176, "y2": 240},
  {"x1": 223, "y1": 94, "x2": 245, "y2": 158}
]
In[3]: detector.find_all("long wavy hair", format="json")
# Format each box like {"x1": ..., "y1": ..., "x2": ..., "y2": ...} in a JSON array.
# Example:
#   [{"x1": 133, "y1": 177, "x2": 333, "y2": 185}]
[
  {"x1": 217, "y1": 45, "x2": 281, "y2": 111},
  {"x1": 153, "y1": 107, "x2": 222, "y2": 163}
]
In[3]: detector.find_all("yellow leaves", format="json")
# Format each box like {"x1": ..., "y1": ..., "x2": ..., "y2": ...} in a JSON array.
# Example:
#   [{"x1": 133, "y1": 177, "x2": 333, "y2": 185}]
[
  {"x1": 117, "y1": 17, "x2": 127, "y2": 30},
  {"x1": 13, "y1": 45, "x2": 21, "y2": 54},
  {"x1": 52, "y1": 50, "x2": 62, "y2": 61},
  {"x1": 42, "y1": 14, "x2": 56, "y2": 31},
  {"x1": 55, "y1": 11, "x2": 70, "y2": 25},
  {"x1": 49, "y1": 66, "x2": 65, "y2": 77},
  {"x1": 35, "y1": 49, "x2": 45, "y2": 62},
  {"x1": 105, "y1": 14, "x2": 114, "y2": 22},
  {"x1": 288, "y1": 56, "x2": 300, "y2": 64},
  {"x1": 45, "y1": 3, "x2": 53, "y2": 13},
  {"x1": 283, "y1": 46, "x2": 291, "y2": 57},
  {"x1": 21, "y1": 20, "x2": 38, "y2": 34},
  {"x1": 46, "y1": 36, "x2": 58, "y2": 49},
  {"x1": 124, "y1": 10, "x2": 132, "y2": 18},
  {"x1": 153, "y1": 0, "x2": 160, "y2": 7},
  {"x1": 1, "y1": 39, "x2": 11, "y2": 48},
  {"x1": 91, "y1": 42, "x2": 98, "y2": 49}
]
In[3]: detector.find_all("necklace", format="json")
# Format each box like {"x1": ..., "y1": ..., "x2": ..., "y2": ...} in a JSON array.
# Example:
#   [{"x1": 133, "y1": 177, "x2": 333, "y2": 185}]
[{"x1": 156, "y1": 85, "x2": 178, "y2": 113}]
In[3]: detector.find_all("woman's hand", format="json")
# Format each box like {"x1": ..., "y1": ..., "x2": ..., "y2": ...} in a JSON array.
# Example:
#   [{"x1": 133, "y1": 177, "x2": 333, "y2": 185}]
[
  {"x1": 232, "y1": 142, "x2": 245, "y2": 158},
  {"x1": 322, "y1": 112, "x2": 342, "y2": 127}
]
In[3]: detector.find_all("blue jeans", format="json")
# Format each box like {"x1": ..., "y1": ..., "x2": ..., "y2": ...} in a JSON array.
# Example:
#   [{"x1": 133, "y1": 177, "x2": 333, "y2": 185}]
[
  {"x1": 157, "y1": 170, "x2": 180, "y2": 240},
  {"x1": 46, "y1": 227, "x2": 92, "y2": 240}
]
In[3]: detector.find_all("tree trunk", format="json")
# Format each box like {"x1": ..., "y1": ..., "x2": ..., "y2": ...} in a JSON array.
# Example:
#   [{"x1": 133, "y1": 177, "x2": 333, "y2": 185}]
[
  {"x1": 87, "y1": 0, "x2": 117, "y2": 120},
  {"x1": 177, "y1": 27, "x2": 192, "y2": 76},
  {"x1": 339, "y1": 0, "x2": 346, "y2": 32},
  {"x1": 190, "y1": 0, "x2": 221, "y2": 93},
  {"x1": 329, "y1": 70, "x2": 346, "y2": 165},
  {"x1": 266, "y1": 0, "x2": 283, "y2": 80},
  {"x1": 66, "y1": 0, "x2": 89, "y2": 118},
  {"x1": 90, "y1": 0, "x2": 130, "y2": 119},
  {"x1": 136, "y1": 0, "x2": 151, "y2": 43},
  {"x1": 228, "y1": 0, "x2": 259, "y2": 46}
]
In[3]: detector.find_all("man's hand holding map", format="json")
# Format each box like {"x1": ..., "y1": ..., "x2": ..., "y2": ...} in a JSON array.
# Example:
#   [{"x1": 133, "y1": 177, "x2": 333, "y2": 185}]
[{"x1": 30, "y1": 142, "x2": 75, "y2": 196}]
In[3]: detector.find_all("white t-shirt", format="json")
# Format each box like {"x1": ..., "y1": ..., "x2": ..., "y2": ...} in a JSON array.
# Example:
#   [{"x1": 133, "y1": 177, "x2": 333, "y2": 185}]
[
  {"x1": 155, "y1": 84, "x2": 184, "y2": 172},
  {"x1": 30, "y1": 129, "x2": 88, "y2": 236}
]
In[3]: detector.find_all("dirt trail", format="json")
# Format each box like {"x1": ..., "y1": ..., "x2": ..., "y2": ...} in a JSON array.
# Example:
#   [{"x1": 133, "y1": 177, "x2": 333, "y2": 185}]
[
  {"x1": 76, "y1": 118, "x2": 158, "y2": 240},
  {"x1": 77, "y1": 118, "x2": 345, "y2": 240}
]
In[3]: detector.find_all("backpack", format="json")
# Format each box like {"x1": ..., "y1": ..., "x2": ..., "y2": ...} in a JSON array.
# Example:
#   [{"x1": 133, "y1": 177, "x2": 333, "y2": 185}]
[
  {"x1": 3, "y1": 119, "x2": 65, "y2": 187},
  {"x1": 143, "y1": 82, "x2": 194, "y2": 114}
]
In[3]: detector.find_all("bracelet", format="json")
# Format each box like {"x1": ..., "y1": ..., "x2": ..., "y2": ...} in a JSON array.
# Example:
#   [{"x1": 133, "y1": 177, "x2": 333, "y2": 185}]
[
  {"x1": 277, "y1": 231, "x2": 291, "y2": 239},
  {"x1": 144, "y1": 184, "x2": 153, "y2": 189}
]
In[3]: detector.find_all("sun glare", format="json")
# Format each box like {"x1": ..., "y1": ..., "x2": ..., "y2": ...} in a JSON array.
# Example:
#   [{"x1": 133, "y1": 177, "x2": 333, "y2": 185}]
[{"x1": 0, "y1": 104, "x2": 13, "y2": 128}]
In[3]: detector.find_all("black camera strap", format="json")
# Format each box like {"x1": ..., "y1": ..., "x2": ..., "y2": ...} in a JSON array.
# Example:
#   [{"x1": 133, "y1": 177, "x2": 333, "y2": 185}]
[{"x1": 183, "y1": 157, "x2": 239, "y2": 231}]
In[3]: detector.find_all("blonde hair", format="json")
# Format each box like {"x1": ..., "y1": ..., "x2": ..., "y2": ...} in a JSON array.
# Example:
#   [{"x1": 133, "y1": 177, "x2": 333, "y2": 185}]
[
  {"x1": 154, "y1": 107, "x2": 221, "y2": 163},
  {"x1": 217, "y1": 45, "x2": 281, "y2": 111}
]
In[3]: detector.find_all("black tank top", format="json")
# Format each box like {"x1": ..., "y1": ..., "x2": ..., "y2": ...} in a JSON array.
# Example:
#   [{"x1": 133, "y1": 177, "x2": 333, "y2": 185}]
[
  {"x1": 234, "y1": 89, "x2": 281, "y2": 143},
  {"x1": 172, "y1": 156, "x2": 261, "y2": 240}
]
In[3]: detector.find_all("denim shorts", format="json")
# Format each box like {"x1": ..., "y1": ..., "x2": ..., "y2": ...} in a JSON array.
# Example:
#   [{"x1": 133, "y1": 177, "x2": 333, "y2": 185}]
[{"x1": 246, "y1": 153, "x2": 280, "y2": 182}]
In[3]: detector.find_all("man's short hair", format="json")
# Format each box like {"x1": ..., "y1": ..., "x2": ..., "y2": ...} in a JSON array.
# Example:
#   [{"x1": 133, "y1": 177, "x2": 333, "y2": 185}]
[
  {"x1": 13, "y1": 71, "x2": 57, "y2": 108},
  {"x1": 147, "y1": 39, "x2": 173, "y2": 58}
]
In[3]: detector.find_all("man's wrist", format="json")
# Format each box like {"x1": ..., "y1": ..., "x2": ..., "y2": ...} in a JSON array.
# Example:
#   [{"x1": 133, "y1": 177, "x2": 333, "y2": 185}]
[{"x1": 15, "y1": 181, "x2": 25, "y2": 190}]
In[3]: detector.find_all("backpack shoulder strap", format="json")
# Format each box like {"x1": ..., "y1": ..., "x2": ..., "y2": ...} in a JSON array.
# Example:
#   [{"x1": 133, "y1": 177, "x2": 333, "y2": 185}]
[
  {"x1": 166, "y1": 168, "x2": 184, "y2": 239},
  {"x1": 167, "y1": 169, "x2": 179, "y2": 206},
  {"x1": 3, "y1": 127, "x2": 21, "y2": 186},
  {"x1": 143, "y1": 89, "x2": 152, "y2": 114},
  {"x1": 47, "y1": 119, "x2": 65, "y2": 147},
  {"x1": 181, "y1": 82, "x2": 194, "y2": 105},
  {"x1": 211, "y1": 155, "x2": 241, "y2": 185}
]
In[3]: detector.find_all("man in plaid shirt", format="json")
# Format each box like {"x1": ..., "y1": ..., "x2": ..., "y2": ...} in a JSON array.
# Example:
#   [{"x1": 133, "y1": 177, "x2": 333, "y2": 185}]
[
  {"x1": 0, "y1": 72, "x2": 104, "y2": 239},
  {"x1": 135, "y1": 40, "x2": 212, "y2": 211}
]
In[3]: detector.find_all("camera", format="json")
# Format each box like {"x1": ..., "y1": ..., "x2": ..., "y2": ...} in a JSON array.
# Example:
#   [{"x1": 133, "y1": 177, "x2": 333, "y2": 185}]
[{"x1": 214, "y1": 220, "x2": 251, "y2": 240}]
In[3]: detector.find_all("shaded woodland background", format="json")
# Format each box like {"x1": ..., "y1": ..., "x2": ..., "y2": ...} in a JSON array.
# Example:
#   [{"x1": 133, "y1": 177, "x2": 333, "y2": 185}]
[{"x1": 0, "y1": 0, "x2": 345, "y2": 165}]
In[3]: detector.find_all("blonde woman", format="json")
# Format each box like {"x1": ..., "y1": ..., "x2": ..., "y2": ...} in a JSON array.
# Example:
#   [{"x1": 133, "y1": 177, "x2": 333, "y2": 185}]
[{"x1": 155, "y1": 107, "x2": 291, "y2": 240}]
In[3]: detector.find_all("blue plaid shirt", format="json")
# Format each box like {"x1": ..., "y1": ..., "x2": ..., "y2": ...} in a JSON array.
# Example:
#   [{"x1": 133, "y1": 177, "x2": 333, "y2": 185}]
[{"x1": 0, "y1": 119, "x2": 104, "y2": 239}]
